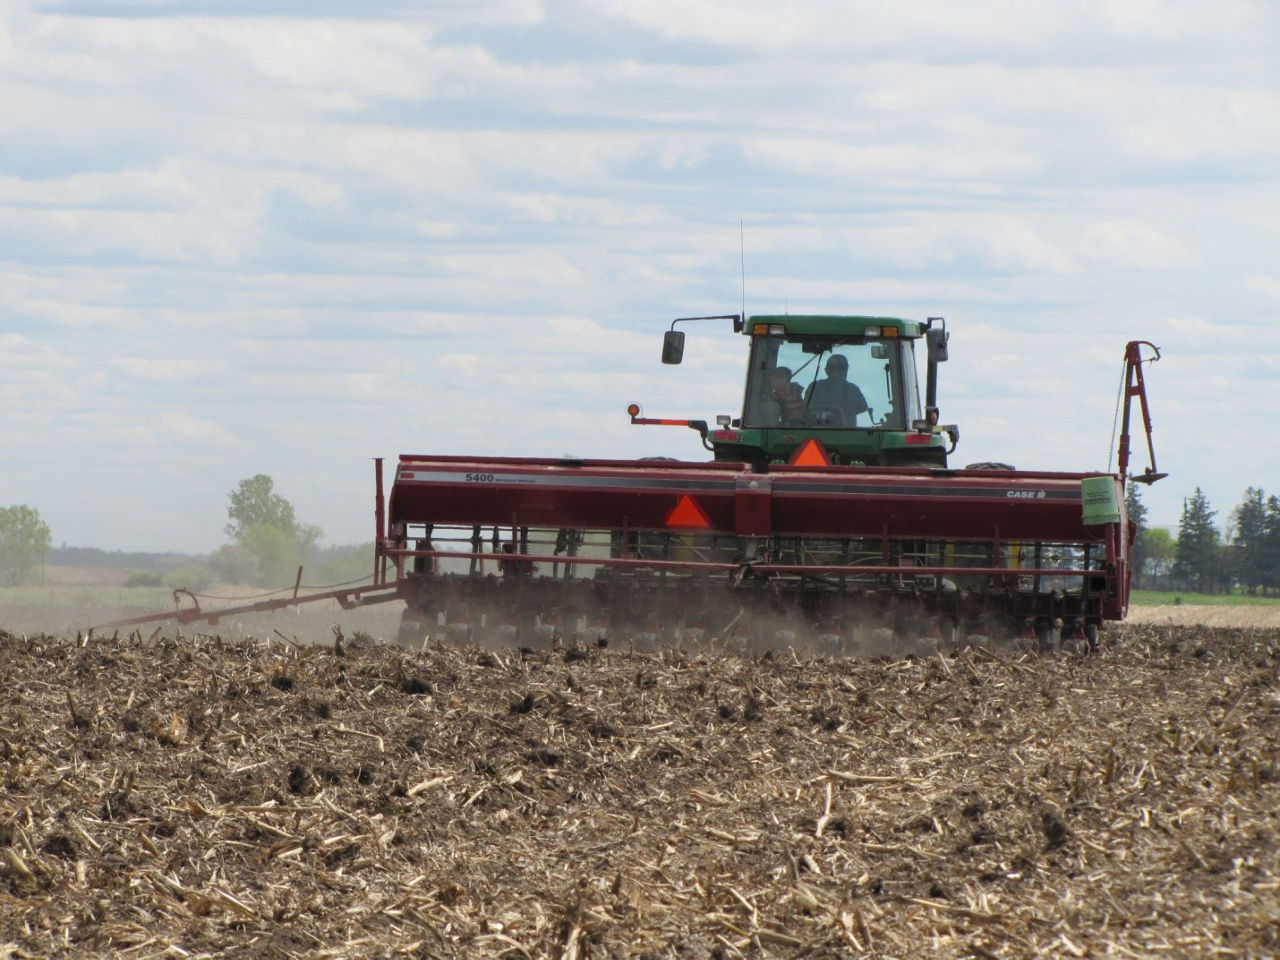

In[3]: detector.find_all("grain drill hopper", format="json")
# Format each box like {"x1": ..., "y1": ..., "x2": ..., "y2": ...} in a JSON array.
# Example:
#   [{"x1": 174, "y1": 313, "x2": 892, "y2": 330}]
[{"x1": 100, "y1": 316, "x2": 1163, "y2": 653}]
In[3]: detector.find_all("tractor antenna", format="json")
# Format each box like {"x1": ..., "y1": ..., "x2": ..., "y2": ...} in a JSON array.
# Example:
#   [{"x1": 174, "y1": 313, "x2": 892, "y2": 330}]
[{"x1": 739, "y1": 219, "x2": 746, "y2": 321}]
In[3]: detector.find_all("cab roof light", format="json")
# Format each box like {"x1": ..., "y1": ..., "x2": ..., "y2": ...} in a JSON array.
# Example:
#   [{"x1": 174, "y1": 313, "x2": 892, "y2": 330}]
[
  {"x1": 751, "y1": 323, "x2": 786, "y2": 336},
  {"x1": 881, "y1": 326, "x2": 898, "y2": 338}
]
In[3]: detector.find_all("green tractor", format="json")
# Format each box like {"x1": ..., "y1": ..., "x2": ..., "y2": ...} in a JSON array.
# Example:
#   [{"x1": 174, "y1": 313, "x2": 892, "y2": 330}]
[{"x1": 638, "y1": 314, "x2": 958, "y2": 469}]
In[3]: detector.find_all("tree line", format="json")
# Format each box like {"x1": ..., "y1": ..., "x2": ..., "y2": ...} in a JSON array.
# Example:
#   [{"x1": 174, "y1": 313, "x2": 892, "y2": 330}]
[
  {"x1": 0, "y1": 505, "x2": 51, "y2": 585},
  {"x1": 206, "y1": 474, "x2": 370, "y2": 588},
  {"x1": 1128, "y1": 485, "x2": 1280, "y2": 595},
  {"x1": 2, "y1": 476, "x2": 369, "y2": 590}
]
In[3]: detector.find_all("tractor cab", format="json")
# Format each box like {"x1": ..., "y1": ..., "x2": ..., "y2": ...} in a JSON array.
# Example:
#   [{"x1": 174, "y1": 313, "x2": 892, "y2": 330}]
[
  {"x1": 642, "y1": 313, "x2": 958, "y2": 469},
  {"x1": 741, "y1": 324, "x2": 916, "y2": 430}
]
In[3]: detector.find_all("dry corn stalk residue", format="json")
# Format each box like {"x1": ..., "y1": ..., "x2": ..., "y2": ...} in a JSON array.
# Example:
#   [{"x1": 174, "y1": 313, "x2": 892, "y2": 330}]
[{"x1": 1, "y1": 624, "x2": 1278, "y2": 958}]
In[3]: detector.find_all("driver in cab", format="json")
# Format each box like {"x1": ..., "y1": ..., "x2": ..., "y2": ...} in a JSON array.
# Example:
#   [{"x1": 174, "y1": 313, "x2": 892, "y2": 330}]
[{"x1": 804, "y1": 354, "x2": 869, "y2": 426}]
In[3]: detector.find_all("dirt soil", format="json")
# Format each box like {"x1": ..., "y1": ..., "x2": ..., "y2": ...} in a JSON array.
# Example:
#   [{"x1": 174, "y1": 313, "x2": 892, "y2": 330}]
[{"x1": 1, "y1": 623, "x2": 1277, "y2": 959}]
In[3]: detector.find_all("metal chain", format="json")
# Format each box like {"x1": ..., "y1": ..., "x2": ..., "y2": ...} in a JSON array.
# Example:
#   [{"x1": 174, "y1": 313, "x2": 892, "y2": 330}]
[{"x1": 1107, "y1": 356, "x2": 1126, "y2": 475}]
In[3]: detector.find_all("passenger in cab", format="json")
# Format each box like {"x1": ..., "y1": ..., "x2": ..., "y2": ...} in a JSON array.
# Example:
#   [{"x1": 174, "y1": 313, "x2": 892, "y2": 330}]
[{"x1": 770, "y1": 366, "x2": 806, "y2": 424}]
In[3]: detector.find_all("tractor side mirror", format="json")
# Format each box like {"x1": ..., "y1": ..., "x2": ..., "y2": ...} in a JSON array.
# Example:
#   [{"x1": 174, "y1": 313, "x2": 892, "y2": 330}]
[
  {"x1": 926, "y1": 327, "x2": 949, "y2": 363},
  {"x1": 662, "y1": 330, "x2": 685, "y2": 364}
]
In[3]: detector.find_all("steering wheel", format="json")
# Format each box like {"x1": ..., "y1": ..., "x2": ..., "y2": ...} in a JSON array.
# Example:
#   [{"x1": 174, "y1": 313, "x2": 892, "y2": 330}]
[{"x1": 806, "y1": 405, "x2": 846, "y2": 427}]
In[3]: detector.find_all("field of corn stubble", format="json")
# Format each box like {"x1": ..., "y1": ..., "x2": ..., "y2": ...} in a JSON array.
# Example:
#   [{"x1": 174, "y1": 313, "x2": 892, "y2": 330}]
[{"x1": 1, "y1": 616, "x2": 1278, "y2": 959}]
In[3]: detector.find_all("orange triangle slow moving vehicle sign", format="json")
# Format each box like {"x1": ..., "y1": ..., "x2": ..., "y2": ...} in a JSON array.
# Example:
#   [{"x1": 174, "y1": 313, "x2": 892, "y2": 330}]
[
  {"x1": 665, "y1": 494, "x2": 712, "y2": 529},
  {"x1": 789, "y1": 437, "x2": 832, "y2": 467}
]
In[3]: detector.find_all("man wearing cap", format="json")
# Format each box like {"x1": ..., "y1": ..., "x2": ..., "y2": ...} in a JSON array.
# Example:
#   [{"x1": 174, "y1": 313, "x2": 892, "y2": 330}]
[{"x1": 804, "y1": 354, "x2": 869, "y2": 426}]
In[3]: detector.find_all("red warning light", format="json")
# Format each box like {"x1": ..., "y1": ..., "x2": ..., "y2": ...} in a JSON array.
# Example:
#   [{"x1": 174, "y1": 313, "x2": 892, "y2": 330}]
[
  {"x1": 665, "y1": 495, "x2": 712, "y2": 529},
  {"x1": 788, "y1": 438, "x2": 832, "y2": 467}
]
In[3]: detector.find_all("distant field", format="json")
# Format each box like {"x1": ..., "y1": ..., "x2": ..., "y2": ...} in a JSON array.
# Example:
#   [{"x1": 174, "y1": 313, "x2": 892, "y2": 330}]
[
  {"x1": 1129, "y1": 591, "x2": 1280, "y2": 628},
  {"x1": 1132, "y1": 589, "x2": 1280, "y2": 607},
  {"x1": 1, "y1": 583, "x2": 177, "y2": 636},
  {"x1": 1, "y1": 567, "x2": 401, "y2": 641},
  {"x1": 41, "y1": 565, "x2": 133, "y2": 587}
]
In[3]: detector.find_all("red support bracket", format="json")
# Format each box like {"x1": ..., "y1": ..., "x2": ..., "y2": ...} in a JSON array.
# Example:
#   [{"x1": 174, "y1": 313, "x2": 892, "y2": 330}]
[{"x1": 1117, "y1": 341, "x2": 1166, "y2": 485}]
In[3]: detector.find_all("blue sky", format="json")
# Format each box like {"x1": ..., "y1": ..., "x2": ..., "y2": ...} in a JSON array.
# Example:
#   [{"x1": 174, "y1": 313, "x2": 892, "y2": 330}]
[{"x1": 3, "y1": 0, "x2": 1278, "y2": 552}]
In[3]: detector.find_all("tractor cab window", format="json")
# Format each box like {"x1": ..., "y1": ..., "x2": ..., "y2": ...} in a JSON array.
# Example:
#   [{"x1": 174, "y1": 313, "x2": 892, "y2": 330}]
[{"x1": 743, "y1": 335, "x2": 921, "y2": 429}]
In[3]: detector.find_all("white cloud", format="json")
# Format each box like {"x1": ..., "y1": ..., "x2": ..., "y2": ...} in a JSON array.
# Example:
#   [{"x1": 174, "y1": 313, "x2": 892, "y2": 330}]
[
  {"x1": 438, "y1": 352, "x2": 481, "y2": 379},
  {"x1": 0, "y1": 0, "x2": 1276, "y2": 551},
  {"x1": 342, "y1": 372, "x2": 392, "y2": 400},
  {"x1": 156, "y1": 412, "x2": 239, "y2": 447},
  {"x1": 593, "y1": 0, "x2": 1064, "y2": 54},
  {"x1": 1243, "y1": 275, "x2": 1280, "y2": 301},
  {"x1": 108, "y1": 357, "x2": 218, "y2": 381},
  {"x1": 1082, "y1": 220, "x2": 1190, "y2": 270},
  {"x1": 745, "y1": 137, "x2": 1040, "y2": 184}
]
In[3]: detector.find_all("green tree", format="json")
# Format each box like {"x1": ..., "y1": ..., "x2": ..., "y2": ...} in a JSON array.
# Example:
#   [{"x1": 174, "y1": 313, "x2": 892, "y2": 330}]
[
  {"x1": 224, "y1": 476, "x2": 321, "y2": 585},
  {"x1": 0, "y1": 505, "x2": 52, "y2": 585},
  {"x1": 306, "y1": 542, "x2": 376, "y2": 585},
  {"x1": 1140, "y1": 527, "x2": 1175, "y2": 588},
  {"x1": 1125, "y1": 485, "x2": 1148, "y2": 589},
  {"x1": 1262, "y1": 495, "x2": 1280, "y2": 595},
  {"x1": 227, "y1": 475, "x2": 296, "y2": 540},
  {"x1": 1231, "y1": 488, "x2": 1268, "y2": 595},
  {"x1": 207, "y1": 543, "x2": 261, "y2": 585},
  {"x1": 239, "y1": 524, "x2": 304, "y2": 586},
  {"x1": 1174, "y1": 488, "x2": 1220, "y2": 593}
]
